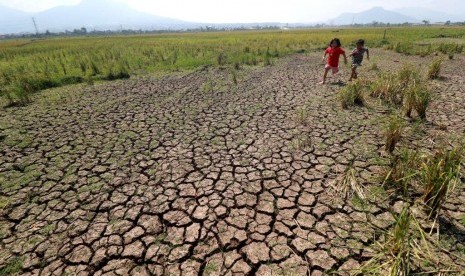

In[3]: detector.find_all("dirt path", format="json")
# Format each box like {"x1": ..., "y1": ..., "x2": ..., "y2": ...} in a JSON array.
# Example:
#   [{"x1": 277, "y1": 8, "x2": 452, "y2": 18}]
[{"x1": 1, "y1": 51, "x2": 464, "y2": 275}]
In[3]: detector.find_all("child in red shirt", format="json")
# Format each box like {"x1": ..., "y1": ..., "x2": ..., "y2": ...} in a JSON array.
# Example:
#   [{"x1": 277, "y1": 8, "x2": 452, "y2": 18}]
[{"x1": 320, "y1": 38, "x2": 348, "y2": 84}]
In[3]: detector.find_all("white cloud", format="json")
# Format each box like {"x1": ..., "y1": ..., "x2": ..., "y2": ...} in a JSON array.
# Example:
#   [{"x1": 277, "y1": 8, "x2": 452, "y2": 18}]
[
  {"x1": 0, "y1": 0, "x2": 79, "y2": 12},
  {"x1": 0, "y1": 0, "x2": 464, "y2": 22}
]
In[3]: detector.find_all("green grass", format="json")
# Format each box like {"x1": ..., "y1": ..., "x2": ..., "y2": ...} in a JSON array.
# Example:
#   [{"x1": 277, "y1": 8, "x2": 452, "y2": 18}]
[
  {"x1": 0, "y1": 196, "x2": 9, "y2": 209},
  {"x1": 1, "y1": 26, "x2": 465, "y2": 106},
  {"x1": 203, "y1": 261, "x2": 218, "y2": 275},
  {"x1": 0, "y1": 257, "x2": 24, "y2": 276},
  {"x1": 290, "y1": 134, "x2": 312, "y2": 151},
  {"x1": 295, "y1": 106, "x2": 308, "y2": 125}
]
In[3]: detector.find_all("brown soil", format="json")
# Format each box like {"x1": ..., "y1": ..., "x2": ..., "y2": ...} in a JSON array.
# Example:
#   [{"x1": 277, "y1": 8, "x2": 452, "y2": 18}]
[{"x1": 1, "y1": 49, "x2": 464, "y2": 275}]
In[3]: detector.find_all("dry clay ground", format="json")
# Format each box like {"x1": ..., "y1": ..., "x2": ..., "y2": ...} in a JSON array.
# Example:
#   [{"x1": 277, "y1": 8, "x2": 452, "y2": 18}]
[{"x1": 1, "y1": 49, "x2": 465, "y2": 275}]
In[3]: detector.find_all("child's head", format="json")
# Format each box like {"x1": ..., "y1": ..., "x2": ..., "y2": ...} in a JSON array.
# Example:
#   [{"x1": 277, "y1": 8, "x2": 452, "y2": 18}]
[
  {"x1": 356, "y1": 39, "x2": 365, "y2": 49},
  {"x1": 329, "y1": 38, "x2": 341, "y2": 48}
]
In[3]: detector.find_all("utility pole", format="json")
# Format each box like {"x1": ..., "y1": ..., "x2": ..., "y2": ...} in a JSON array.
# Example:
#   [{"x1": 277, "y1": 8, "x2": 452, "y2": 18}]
[{"x1": 32, "y1": 17, "x2": 39, "y2": 37}]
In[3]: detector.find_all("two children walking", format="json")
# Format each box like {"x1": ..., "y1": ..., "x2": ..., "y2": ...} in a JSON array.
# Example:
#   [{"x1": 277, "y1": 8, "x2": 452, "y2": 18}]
[{"x1": 320, "y1": 38, "x2": 370, "y2": 84}]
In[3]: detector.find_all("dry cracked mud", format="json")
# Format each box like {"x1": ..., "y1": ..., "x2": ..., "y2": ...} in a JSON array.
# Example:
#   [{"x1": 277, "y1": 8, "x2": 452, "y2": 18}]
[{"x1": 1, "y1": 50, "x2": 465, "y2": 275}]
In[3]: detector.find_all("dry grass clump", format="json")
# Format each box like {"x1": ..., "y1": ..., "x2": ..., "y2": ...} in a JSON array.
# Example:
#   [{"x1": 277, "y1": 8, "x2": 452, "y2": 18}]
[
  {"x1": 403, "y1": 80, "x2": 432, "y2": 120},
  {"x1": 411, "y1": 84, "x2": 432, "y2": 120},
  {"x1": 421, "y1": 146, "x2": 463, "y2": 218},
  {"x1": 384, "y1": 144, "x2": 463, "y2": 218},
  {"x1": 385, "y1": 206, "x2": 412, "y2": 276},
  {"x1": 368, "y1": 65, "x2": 432, "y2": 120},
  {"x1": 384, "y1": 115, "x2": 405, "y2": 154},
  {"x1": 397, "y1": 64, "x2": 420, "y2": 89},
  {"x1": 331, "y1": 162, "x2": 366, "y2": 200},
  {"x1": 370, "y1": 65, "x2": 422, "y2": 107},
  {"x1": 370, "y1": 72, "x2": 403, "y2": 106},
  {"x1": 338, "y1": 80, "x2": 366, "y2": 109},
  {"x1": 383, "y1": 148, "x2": 420, "y2": 195},
  {"x1": 427, "y1": 58, "x2": 443, "y2": 80},
  {"x1": 359, "y1": 205, "x2": 458, "y2": 276}
]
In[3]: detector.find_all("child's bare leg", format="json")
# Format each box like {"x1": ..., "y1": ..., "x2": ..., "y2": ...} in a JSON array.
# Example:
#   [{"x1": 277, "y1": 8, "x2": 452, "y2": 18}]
[
  {"x1": 320, "y1": 68, "x2": 330, "y2": 84},
  {"x1": 349, "y1": 67, "x2": 356, "y2": 81}
]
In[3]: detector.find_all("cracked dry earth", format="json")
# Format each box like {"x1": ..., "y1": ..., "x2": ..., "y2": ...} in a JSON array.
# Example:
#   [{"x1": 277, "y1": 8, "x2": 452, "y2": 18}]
[{"x1": 1, "y1": 50, "x2": 465, "y2": 275}]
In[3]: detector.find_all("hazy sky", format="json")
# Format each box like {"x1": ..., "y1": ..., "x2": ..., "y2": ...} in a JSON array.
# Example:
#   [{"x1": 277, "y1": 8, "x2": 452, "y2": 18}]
[{"x1": 1, "y1": 0, "x2": 464, "y2": 23}]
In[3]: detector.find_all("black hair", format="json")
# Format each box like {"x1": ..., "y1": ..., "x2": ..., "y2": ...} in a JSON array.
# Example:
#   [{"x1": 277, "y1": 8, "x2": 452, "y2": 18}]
[
  {"x1": 356, "y1": 39, "x2": 365, "y2": 45},
  {"x1": 329, "y1": 38, "x2": 342, "y2": 47}
]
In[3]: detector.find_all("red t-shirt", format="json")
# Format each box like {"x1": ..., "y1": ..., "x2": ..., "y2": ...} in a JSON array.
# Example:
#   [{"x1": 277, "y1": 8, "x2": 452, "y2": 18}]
[{"x1": 325, "y1": 47, "x2": 345, "y2": 67}]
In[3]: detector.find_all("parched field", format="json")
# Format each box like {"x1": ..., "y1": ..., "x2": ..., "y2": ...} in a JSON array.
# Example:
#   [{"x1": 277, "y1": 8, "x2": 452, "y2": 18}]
[{"x1": 1, "y1": 48, "x2": 465, "y2": 275}]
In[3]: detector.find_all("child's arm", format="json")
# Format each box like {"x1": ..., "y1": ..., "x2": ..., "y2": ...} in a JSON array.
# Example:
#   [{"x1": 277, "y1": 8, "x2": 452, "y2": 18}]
[
  {"x1": 366, "y1": 48, "x2": 370, "y2": 61},
  {"x1": 343, "y1": 53, "x2": 348, "y2": 64},
  {"x1": 348, "y1": 48, "x2": 355, "y2": 57},
  {"x1": 322, "y1": 48, "x2": 330, "y2": 62}
]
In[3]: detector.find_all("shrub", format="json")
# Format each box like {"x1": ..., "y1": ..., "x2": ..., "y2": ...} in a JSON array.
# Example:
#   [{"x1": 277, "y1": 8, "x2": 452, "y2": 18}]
[
  {"x1": 60, "y1": 76, "x2": 84, "y2": 85},
  {"x1": 6, "y1": 76, "x2": 57, "y2": 106},
  {"x1": 103, "y1": 65, "x2": 130, "y2": 81},
  {"x1": 7, "y1": 85, "x2": 32, "y2": 106}
]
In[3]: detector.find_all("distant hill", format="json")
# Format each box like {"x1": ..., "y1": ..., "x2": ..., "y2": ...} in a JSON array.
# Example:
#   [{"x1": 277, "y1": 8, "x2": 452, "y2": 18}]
[
  {"x1": 331, "y1": 7, "x2": 418, "y2": 25},
  {"x1": 0, "y1": 5, "x2": 33, "y2": 34},
  {"x1": 33, "y1": 0, "x2": 191, "y2": 32},
  {"x1": 395, "y1": 7, "x2": 465, "y2": 23},
  {"x1": 2, "y1": 2, "x2": 463, "y2": 35},
  {"x1": 0, "y1": 0, "x2": 194, "y2": 34}
]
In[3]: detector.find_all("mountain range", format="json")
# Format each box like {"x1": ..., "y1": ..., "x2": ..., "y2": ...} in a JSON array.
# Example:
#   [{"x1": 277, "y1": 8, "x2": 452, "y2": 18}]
[
  {"x1": 394, "y1": 7, "x2": 465, "y2": 23},
  {"x1": 1, "y1": 1, "x2": 464, "y2": 35},
  {"x1": 0, "y1": 0, "x2": 195, "y2": 34},
  {"x1": 331, "y1": 7, "x2": 417, "y2": 25},
  {"x1": 332, "y1": 6, "x2": 465, "y2": 25}
]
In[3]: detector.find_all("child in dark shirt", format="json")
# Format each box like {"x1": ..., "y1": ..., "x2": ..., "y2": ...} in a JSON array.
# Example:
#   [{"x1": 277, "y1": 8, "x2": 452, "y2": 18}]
[{"x1": 349, "y1": 39, "x2": 370, "y2": 81}]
